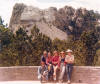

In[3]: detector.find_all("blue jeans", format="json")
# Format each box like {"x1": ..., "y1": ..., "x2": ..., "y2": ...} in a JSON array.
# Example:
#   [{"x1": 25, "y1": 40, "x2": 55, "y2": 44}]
[
  {"x1": 48, "y1": 65, "x2": 53, "y2": 80},
  {"x1": 38, "y1": 66, "x2": 48, "y2": 81},
  {"x1": 65, "y1": 64, "x2": 73, "y2": 81}
]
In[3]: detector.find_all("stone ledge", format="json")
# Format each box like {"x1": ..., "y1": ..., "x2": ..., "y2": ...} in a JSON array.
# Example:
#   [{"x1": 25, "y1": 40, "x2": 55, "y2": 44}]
[
  {"x1": 0, "y1": 66, "x2": 100, "y2": 84},
  {"x1": 0, "y1": 81, "x2": 88, "y2": 84}
]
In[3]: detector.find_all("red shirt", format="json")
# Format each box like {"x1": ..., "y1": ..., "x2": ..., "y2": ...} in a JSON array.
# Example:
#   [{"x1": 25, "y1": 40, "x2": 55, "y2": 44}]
[
  {"x1": 46, "y1": 56, "x2": 52, "y2": 65},
  {"x1": 52, "y1": 56, "x2": 60, "y2": 66}
]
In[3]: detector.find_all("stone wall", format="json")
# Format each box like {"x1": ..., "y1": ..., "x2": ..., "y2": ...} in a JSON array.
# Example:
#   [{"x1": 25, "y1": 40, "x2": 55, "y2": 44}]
[{"x1": 0, "y1": 66, "x2": 100, "y2": 84}]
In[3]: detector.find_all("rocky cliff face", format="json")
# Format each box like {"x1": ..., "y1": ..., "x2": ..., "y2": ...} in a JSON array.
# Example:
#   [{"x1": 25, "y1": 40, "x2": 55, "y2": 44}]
[{"x1": 9, "y1": 3, "x2": 99, "y2": 40}]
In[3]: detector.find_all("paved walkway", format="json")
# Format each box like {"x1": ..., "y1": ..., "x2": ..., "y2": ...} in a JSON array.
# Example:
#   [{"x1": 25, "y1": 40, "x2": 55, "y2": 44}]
[{"x1": 0, "y1": 81, "x2": 88, "y2": 84}]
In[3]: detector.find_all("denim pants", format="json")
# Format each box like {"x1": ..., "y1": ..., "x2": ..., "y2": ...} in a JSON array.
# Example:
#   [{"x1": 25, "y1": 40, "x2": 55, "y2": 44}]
[
  {"x1": 48, "y1": 65, "x2": 53, "y2": 79},
  {"x1": 65, "y1": 64, "x2": 73, "y2": 81},
  {"x1": 59, "y1": 63, "x2": 65, "y2": 80},
  {"x1": 38, "y1": 66, "x2": 48, "y2": 81}
]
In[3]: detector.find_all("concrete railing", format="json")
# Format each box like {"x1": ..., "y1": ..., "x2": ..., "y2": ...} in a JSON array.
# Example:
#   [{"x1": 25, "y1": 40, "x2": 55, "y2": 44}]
[{"x1": 0, "y1": 66, "x2": 100, "y2": 84}]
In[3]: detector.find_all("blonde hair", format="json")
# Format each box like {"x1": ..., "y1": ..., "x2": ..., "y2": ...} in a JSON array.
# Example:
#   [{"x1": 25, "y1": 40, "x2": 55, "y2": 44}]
[
  {"x1": 53, "y1": 50, "x2": 58, "y2": 55},
  {"x1": 43, "y1": 50, "x2": 47, "y2": 54}
]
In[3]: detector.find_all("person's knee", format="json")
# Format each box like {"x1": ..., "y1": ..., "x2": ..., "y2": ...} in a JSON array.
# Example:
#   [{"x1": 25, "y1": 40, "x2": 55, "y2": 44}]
[{"x1": 54, "y1": 68, "x2": 57, "y2": 72}]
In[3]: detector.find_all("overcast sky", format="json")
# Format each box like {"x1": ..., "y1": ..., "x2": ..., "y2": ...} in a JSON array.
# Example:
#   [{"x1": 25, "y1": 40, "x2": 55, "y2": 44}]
[{"x1": 0, "y1": 0, "x2": 100, "y2": 25}]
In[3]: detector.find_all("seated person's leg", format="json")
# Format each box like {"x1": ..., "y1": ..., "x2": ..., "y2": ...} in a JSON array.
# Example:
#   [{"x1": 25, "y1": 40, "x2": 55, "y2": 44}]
[
  {"x1": 53, "y1": 66, "x2": 57, "y2": 81},
  {"x1": 49, "y1": 65, "x2": 54, "y2": 81},
  {"x1": 43, "y1": 70, "x2": 48, "y2": 81},
  {"x1": 59, "y1": 65, "x2": 65, "y2": 82},
  {"x1": 54, "y1": 65, "x2": 58, "y2": 81},
  {"x1": 38, "y1": 66, "x2": 42, "y2": 81}
]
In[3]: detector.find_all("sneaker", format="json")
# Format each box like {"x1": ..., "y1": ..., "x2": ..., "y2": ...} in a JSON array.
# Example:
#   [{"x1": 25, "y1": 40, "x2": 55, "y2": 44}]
[
  {"x1": 67, "y1": 80, "x2": 71, "y2": 84},
  {"x1": 54, "y1": 80, "x2": 57, "y2": 83},
  {"x1": 59, "y1": 80, "x2": 63, "y2": 83},
  {"x1": 53, "y1": 75, "x2": 56, "y2": 81}
]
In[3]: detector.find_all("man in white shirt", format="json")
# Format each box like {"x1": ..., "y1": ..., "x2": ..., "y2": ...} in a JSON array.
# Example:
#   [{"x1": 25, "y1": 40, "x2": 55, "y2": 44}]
[{"x1": 65, "y1": 49, "x2": 74, "y2": 84}]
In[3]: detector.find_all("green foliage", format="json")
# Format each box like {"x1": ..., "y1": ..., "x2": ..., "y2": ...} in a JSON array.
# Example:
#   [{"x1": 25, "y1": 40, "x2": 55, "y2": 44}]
[
  {"x1": 0, "y1": 16, "x2": 4, "y2": 27},
  {"x1": 0, "y1": 26, "x2": 53, "y2": 66},
  {"x1": 0, "y1": 25, "x2": 99, "y2": 66},
  {"x1": 94, "y1": 49, "x2": 100, "y2": 66},
  {"x1": 0, "y1": 16, "x2": 8, "y2": 28},
  {"x1": 0, "y1": 18, "x2": 13, "y2": 51},
  {"x1": 67, "y1": 40, "x2": 87, "y2": 66},
  {"x1": 0, "y1": 27, "x2": 13, "y2": 46},
  {"x1": 80, "y1": 31, "x2": 98, "y2": 65},
  {"x1": 52, "y1": 38, "x2": 67, "y2": 51}
]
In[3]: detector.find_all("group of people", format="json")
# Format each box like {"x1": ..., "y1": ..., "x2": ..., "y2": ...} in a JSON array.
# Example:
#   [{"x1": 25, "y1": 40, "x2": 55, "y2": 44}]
[{"x1": 38, "y1": 49, "x2": 74, "y2": 83}]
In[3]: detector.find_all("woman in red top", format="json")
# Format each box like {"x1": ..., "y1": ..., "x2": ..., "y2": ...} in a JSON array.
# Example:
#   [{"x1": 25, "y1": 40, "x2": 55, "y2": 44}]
[
  {"x1": 46, "y1": 52, "x2": 52, "y2": 65},
  {"x1": 46, "y1": 52, "x2": 53, "y2": 81},
  {"x1": 52, "y1": 51, "x2": 60, "y2": 81}
]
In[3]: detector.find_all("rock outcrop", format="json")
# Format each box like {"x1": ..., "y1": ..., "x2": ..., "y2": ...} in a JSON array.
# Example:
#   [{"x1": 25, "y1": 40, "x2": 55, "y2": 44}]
[
  {"x1": 9, "y1": 4, "x2": 68, "y2": 40},
  {"x1": 9, "y1": 3, "x2": 99, "y2": 40}
]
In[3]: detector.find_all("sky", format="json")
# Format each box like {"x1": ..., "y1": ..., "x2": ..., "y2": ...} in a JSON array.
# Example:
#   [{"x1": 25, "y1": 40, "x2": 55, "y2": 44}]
[{"x1": 0, "y1": 0, "x2": 100, "y2": 25}]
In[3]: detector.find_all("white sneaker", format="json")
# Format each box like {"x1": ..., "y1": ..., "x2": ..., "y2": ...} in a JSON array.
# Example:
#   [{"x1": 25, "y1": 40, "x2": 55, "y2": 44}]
[
  {"x1": 59, "y1": 80, "x2": 63, "y2": 83},
  {"x1": 67, "y1": 80, "x2": 71, "y2": 84}
]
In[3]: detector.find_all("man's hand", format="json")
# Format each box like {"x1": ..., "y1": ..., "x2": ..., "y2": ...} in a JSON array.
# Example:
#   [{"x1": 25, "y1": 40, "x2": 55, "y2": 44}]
[{"x1": 68, "y1": 60, "x2": 74, "y2": 64}]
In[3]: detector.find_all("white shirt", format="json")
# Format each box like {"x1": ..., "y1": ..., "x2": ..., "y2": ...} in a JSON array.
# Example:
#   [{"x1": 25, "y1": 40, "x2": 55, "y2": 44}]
[{"x1": 65, "y1": 55, "x2": 74, "y2": 63}]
